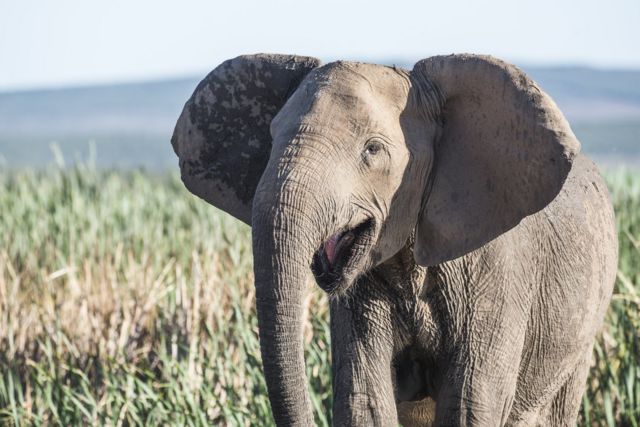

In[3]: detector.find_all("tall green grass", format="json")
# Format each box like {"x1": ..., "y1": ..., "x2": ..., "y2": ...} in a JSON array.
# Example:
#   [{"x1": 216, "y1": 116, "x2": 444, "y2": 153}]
[
  {"x1": 0, "y1": 165, "x2": 637, "y2": 426},
  {"x1": 583, "y1": 171, "x2": 640, "y2": 426}
]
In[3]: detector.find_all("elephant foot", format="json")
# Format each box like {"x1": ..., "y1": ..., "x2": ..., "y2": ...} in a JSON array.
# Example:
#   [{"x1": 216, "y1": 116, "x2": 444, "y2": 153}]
[{"x1": 397, "y1": 397, "x2": 436, "y2": 427}]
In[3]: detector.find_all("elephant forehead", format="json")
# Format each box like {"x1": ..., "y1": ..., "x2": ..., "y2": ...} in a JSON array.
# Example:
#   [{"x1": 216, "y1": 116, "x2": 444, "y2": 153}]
[
  {"x1": 274, "y1": 62, "x2": 411, "y2": 140},
  {"x1": 313, "y1": 61, "x2": 411, "y2": 110}
]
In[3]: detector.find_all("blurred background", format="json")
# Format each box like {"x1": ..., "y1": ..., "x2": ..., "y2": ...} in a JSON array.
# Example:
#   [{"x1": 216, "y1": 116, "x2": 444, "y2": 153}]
[
  {"x1": 1, "y1": 1, "x2": 639, "y2": 425},
  {"x1": 1, "y1": 0, "x2": 639, "y2": 169}
]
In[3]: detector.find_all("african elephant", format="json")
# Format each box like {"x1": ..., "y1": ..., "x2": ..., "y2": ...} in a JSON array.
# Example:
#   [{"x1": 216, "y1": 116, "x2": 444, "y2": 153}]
[{"x1": 171, "y1": 53, "x2": 618, "y2": 426}]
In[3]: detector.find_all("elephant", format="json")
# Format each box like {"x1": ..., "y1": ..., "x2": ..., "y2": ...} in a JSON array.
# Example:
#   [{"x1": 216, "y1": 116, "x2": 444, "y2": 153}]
[{"x1": 171, "y1": 53, "x2": 618, "y2": 426}]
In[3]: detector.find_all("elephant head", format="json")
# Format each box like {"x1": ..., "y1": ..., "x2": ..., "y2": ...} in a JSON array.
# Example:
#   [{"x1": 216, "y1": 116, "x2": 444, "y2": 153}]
[{"x1": 172, "y1": 53, "x2": 579, "y2": 425}]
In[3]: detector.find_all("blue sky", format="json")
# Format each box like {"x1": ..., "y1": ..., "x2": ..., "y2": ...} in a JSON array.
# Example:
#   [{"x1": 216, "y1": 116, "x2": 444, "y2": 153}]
[{"x1": 1, "y1": 0, "x2": 639, "y2": 91}]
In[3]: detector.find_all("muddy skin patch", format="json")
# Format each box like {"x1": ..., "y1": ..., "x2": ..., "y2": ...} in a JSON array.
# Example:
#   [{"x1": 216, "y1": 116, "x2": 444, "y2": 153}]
[{"x1": 184, "y1": 55, "x2": 320, "y2": 205}]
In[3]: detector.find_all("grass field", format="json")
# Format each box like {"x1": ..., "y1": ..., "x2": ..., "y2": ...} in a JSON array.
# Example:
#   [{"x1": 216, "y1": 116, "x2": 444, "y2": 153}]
[{"x1": 0, "y1": 165, "x2": 638, "y2": 426}]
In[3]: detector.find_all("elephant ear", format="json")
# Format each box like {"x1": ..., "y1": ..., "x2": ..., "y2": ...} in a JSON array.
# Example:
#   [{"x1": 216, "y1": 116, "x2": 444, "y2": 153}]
[
  {"x1": 411, "y1": 54, "x2": 580, "y2": 266},
  {"x1": 171, "y1": 54, "x2": 321, "y2": 225}
]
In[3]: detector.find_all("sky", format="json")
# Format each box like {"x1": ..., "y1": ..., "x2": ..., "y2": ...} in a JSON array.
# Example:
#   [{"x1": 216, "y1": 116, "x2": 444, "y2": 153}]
[{"x1": 1, "y1": 0, "x2": 639, "y2": 91}]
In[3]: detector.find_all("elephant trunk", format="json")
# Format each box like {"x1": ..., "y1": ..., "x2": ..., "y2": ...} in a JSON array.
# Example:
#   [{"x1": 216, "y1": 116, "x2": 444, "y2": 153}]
[{"x1": 251, "y1": 171, "x2": 323, "y2": 426}]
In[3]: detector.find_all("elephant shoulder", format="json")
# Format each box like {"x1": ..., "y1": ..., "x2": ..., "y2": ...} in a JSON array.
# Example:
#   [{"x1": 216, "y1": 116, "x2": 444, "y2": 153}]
[
  {"x1": 521, "y1": 154, "x2": 618, "y2": 292},
  {"x1": 540, "y1": 154, "x2": 615, "y2": 235}
]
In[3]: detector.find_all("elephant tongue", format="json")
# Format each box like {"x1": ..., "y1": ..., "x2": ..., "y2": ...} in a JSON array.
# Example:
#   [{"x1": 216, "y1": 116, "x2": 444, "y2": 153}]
[{"x1": 324, "y1": 232, "x2": 342, "y2": 266}]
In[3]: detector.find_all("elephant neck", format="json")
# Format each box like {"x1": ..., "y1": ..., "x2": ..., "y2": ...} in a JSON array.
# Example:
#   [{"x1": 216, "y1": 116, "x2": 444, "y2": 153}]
[
  {"x1": 374, "y1": 238, "x2": 424, "y2": 287},
  {"x1": 362, "y1": 242, "x2": 442, "y2": 365}
]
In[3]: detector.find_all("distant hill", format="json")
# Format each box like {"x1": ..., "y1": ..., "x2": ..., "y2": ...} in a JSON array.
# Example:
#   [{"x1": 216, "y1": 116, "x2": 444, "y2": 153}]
[
  {"x1": 1, "y1": 64, "x2": 639, "y2": 169},
  {"x1": 526, "y1": 67, "x2": 640, "y2": 121},
  {"x1": 0, "y1": 78, "x2": 199, "y2": 169}
]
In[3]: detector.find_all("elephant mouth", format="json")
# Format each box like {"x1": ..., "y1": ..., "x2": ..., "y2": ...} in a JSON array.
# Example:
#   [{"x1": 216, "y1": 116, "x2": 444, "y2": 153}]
[{"x1": 311, "y1": 218, "x2": 377, "y2": 294}]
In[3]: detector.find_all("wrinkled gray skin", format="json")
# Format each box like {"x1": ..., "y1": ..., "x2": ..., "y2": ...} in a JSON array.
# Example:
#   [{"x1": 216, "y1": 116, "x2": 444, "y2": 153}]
[{"x1": 172, "y1": 54, "x2": 618, "y2": 426}]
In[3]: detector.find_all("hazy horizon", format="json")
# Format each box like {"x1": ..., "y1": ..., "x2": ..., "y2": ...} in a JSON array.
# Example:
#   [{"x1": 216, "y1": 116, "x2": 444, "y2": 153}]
[{"x1": 3, "y1": 60, "x2": 640, "y2": 95}]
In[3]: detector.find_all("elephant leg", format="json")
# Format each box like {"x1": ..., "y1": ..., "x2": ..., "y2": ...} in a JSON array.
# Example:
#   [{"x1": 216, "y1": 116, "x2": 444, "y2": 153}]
[
  {"x1": 330, "y1": 285, "x2": 397, "y2": 427},
  {"x1": 542, "y1": 355, "x2": 592, "y2": 427},
  {"x1": 433, "y1": 302, "x2": 529, "y2": 425}
]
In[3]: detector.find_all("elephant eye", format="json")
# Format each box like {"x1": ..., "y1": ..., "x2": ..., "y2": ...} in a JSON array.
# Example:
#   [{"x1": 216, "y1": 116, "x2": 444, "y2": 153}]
[{"x1": 363, "y1": 139, "x2": 383, "y2": 156}]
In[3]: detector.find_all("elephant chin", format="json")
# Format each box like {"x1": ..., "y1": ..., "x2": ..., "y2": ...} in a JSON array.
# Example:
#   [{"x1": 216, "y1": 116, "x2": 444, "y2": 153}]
[{"x1": 311, "y1": 217, "x2": 378, "y2": 295}]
